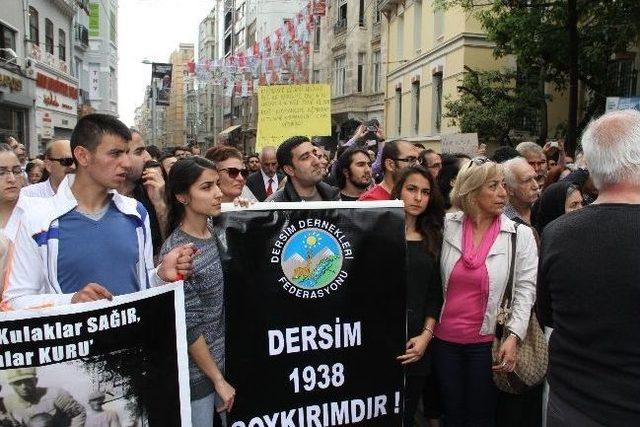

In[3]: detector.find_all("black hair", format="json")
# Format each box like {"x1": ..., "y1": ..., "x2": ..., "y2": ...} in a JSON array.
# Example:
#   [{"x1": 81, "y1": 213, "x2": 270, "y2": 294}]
[
  {"x1": 165, "y1": 157, "x2": 217, "y2": 236},
  {"x1": 491, "y1": 146, "x2": 520, "y2": 163},
  {"x1": 438, "y1": 154, "x2": 463, "y2": 210},
  {"x1": 276, "y1": 136, "x2": 310, "y2": 171},
  {"x1": 391, "y1": 165, "x2": 445, "y2": 258},
  {"x1": 146, "y1": 145, "x2": 162, "y2": 160},
  {"x1": 25, "y1": 161, "x2": 42, "y2": 175},
  {"x1": 381, "y1": 140, "x2": 407, "y2": 174},
  {"x1": 334, "y1": 147, "x2": 371, "y2": 189},
  {"x1": 247, "y1": 153, "x2": 260, "y2": 161},
  {"x1": 70, "y1": 114, "x2": 131, "y2": 163}
]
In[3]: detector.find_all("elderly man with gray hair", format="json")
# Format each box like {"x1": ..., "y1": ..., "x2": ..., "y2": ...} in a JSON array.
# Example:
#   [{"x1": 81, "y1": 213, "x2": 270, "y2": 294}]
[
  {"x1": 538, "y1": 109, "x2": 640, "y2": 427},
  {"x1": 516, "y1": 141, "x2": 548, "y2": 189},
  {"x1": 501, "y1": 157, "x2": 540, "y2": 226}
]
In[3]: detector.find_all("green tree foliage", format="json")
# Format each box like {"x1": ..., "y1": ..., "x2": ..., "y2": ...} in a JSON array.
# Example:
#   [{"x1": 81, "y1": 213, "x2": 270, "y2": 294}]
[
  {"x1": 444, "y1": 66, "x2": 543, "y2": 145},
  {"x1": 437, "y1": 0, "x2": 640, "y2": 151}
]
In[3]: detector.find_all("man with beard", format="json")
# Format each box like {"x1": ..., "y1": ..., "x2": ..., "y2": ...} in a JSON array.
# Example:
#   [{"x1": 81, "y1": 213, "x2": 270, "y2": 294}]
[
  {"x1": 246, "y1": 154, "x2": 261, "y2": 173},
  {"x1": 359, "y1": 140, "x2": 420, "y2": 201},
  {"x1": 334, "y1": 147, "x2": 372, "y2": 201},
  {"x1": 117, "y1": 129, "x2": 167, "y2": 254},
  {"x1": 267, "y1": 136, "x2": 339, "y2": 202},
  {"x1": 502, "y1": 157, "x2": 540, "y2": 226}
]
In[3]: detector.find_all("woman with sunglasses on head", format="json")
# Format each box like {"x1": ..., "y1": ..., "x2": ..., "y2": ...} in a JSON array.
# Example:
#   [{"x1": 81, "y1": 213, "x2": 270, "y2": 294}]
[
  {"x1": 205, "y1": 146, "x2": 257, "y2": 202},
  {"x1": 432, "y1": 158, "x2": 538, "y2": 426},
  {"x1": 161, "y1": 156, "x2": 235, "y2": 427},
  {"x1": 392, "y1": 166, "x2": 445, "y2": 426}
]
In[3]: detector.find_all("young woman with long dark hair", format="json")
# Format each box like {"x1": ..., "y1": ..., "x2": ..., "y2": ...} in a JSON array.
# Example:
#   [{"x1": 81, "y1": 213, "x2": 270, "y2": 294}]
[
  {"x1": 161, "y1": 157, "x2": 235, "y2": 427},
  {"x1": 392, "y1": 165, "x2": 445, "y2": 426}
]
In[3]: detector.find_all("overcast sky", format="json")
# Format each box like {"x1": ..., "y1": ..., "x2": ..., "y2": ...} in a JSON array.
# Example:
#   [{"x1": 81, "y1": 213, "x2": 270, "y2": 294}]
[{"x1": 118, "y1": 0, "x2": 214, "y2": 126}]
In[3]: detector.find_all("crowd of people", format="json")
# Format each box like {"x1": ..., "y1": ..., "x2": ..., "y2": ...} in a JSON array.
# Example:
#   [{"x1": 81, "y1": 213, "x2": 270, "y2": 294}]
[{"x1": 0, "y1": 109, "x2": 639, "y2": 427}]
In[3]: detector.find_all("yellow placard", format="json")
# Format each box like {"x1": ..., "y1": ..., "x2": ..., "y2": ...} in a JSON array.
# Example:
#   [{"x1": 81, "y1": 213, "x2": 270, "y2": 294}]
[{"x1": 256, "y1": 84, "x2": 331, "y2": 152}]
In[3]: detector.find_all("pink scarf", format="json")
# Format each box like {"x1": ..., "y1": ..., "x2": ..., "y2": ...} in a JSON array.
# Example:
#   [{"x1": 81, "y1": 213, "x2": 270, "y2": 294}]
[{"x1": 461, "y1": 215, "x2": 502, "y2": 270}]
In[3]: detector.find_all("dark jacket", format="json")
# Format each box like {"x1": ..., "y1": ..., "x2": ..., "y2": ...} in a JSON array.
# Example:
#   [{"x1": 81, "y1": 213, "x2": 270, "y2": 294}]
[
  {"x1": 245, "y1": 171, "x2": 285, "y2": 202},
  {"x1": 267, "y1": 178, "x2": 340, "y2": 202}
]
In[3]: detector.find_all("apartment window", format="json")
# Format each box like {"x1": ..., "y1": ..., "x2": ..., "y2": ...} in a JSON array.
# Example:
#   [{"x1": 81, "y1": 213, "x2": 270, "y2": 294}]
[
  {"x1": 396, "y1": 86, "x2": 402, "y2": 135},
  {"x1": 45, "y1": 19, "x2": 53, "y2": 54},
  {"x1": 338, "y1": 0, "x2": 348, "y2": 22},
  {"x1": 313, "y1": 20, "x2": 321, "y2": 51},
  {"x1": 29, "y1": 7, "x2": 39, "y2": 45},
  {"x1": 0, "y1": 23, "x2": 16, "y2": 60},
  {"x1": 414, "y1": 1, "x2": 422, "y2": 52},
  {"x1": 110, "y1": 10, "x2": 116, "y2": 43},
  {"x1": 58, "y1": 29, "x2": 66, "y2": 61},
  {"x1": 412, "y1": 80, "x2": 420, "y2": 135},
  {"x1": 434, "y1": 6, "x2": 444, "y2": 41},
  {"x1": 313, "y1": 69, "x2": 321, "y2": 84},
  {"x1": 373, "y1": 50, "x2": 381, "y2": 92},
  {"x1": 432, "y1": 72, "x2": 443, "y2": 133},
  {"x1": 356, "y1": 53, "x2": 365, "y2": 93},
  {"x1": 609, "y1": 59, "x2": 637, "y2": 97},
  {"x1": 334, "y1": 56, "x2": 346, "y2": 96},
  {"x1": 397, "y1": 14, "x2": 404, "y2": 61},
  {"x1": 359, "y1": 0, "x2": 365, "y2": 27},
  {"x1": 109, "y1": 67, "x2": 116, "y2": 101}
]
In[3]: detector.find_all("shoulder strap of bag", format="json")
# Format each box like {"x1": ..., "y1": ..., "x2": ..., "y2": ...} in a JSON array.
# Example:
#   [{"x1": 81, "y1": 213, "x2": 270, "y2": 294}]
[{"x1": 501, "y1": 223, "x2": 519, "y2": 310}]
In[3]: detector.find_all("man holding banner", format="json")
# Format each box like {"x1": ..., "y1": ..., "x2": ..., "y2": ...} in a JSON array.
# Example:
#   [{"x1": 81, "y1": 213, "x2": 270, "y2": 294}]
[{"x1": 267, "y1": 136, "x2": 340, "y2": 202}]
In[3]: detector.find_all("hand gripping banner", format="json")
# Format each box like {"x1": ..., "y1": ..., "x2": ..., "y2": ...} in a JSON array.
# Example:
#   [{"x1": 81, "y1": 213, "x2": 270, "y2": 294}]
[{"x1": 222, "y1": 201, "x2": 407, "y2": 427}]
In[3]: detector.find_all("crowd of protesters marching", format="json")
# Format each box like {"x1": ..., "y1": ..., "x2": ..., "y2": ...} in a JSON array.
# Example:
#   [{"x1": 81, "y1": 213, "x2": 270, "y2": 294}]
[{"x1": 0, "y1": 109, "x2": 639, "y2": 427}]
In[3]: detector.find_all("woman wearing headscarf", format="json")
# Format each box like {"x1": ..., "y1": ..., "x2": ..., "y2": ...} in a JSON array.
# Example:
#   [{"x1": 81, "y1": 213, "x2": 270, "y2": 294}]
[{"x1": 535, "y1": 181, "x2": 583, "y2": 236}]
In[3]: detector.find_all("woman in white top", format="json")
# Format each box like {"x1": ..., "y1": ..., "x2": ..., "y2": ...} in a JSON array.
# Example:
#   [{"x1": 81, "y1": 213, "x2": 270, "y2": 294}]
[{"x1": 0, "y1": 143, "x2": 24, "y2": 243}]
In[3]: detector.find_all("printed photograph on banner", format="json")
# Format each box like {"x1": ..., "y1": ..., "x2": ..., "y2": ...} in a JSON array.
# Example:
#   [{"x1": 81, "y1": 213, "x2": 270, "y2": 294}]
[
  {"x1": 0, "y1": 286, "x2": 191, "y2": 427},
  {"x1": 223, "y1": 203, "x2": 406, "y2": 426}
]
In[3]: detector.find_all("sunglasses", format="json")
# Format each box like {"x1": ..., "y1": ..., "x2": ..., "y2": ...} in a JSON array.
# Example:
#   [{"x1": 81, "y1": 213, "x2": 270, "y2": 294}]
[
  {"x1": 50, "y1": 157, "x2": 75, "y2": 167},
  {"x1": 466, "y1": 157, "x2": 491, "y2": 170},
  {"x1": 219, "y1": 167, "x2": 249, "y2": 179}
]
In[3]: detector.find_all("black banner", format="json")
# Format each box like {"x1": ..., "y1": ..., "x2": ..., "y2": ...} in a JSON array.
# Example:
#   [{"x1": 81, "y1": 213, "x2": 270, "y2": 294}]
[
  {"x1": 223, "y1": 202, "x2": 406, "y2": 426},
  {"x1": 0, "y1": 286, "x2": 190, "y2": 426},
  {"x1": 151, "y1": 62, "x2": 172, "y2": 106}
]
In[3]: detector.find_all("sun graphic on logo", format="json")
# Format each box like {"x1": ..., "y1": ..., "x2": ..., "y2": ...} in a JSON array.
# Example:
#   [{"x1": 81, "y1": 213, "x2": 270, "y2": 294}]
[{"x1": 304, "y1": 232, "x2": 322, "y2": 249}]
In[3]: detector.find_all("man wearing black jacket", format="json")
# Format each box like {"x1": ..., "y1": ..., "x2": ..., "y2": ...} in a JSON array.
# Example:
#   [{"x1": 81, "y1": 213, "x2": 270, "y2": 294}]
[
  {"x1": 267, "y1": 136, "x2": 339, "y2": 202},
  {"x1": 245, "y1": 146, "x2": 284, "y2": 201}
]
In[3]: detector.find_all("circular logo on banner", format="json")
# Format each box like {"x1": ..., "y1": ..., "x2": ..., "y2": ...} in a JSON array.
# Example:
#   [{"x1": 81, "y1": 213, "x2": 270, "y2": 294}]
[{"x1": 281, "y1": 228, "x2": 343, "y2": 291}]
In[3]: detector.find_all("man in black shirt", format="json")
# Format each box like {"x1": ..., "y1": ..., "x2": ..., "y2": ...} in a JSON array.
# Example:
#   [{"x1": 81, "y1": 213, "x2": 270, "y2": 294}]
[
  {"x1": 538, "y1": 109, "x2": 640, "y2": 426},
  {"x1": 334, "y1": 147, "x2": 372, "y2": 201}
]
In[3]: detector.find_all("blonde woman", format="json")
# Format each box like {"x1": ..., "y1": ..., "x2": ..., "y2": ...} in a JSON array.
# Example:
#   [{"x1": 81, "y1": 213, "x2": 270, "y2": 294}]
[{"x1": 432, "y1": 158, "x2": 538, "y2": 426}]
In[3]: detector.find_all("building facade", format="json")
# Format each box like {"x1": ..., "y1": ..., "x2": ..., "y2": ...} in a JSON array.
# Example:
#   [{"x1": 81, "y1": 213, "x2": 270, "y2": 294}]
[
  {"x1": 28, "y1": 0, "x2": 80, "y2": 152},
  {"x1": 165, "y1": 43, "x2": 194, "y2": 148},
  {"x1": 84, "y1": 0, "x2": 118, "y2": 116},
  {"x1": 0, "y1": 0, "x2": 37, "y2": 154},
  {"x1": 311, "y1": 0, "x2": 386, "y2": 146}
]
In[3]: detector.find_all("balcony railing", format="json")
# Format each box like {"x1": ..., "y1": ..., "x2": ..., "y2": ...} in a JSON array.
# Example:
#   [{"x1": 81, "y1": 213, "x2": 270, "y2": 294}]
[
  {"x1": 27, "y1": 42, "x2": 70, "y2": 75},
  {"x1": 75, "y1": 24, "x2": 89, "y2": 48},
  {"x1": 334, "y1": 19, "x2": 347, "y2": 35}
]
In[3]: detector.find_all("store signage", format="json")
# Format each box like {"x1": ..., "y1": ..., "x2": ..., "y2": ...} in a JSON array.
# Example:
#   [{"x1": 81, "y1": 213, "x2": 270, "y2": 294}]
[
  {"x1": 36, "y1": 73, "x2": 78, "y2": 100},
  {"x1": 0, "y1": 74, "x2": 22, "y2": 92}
]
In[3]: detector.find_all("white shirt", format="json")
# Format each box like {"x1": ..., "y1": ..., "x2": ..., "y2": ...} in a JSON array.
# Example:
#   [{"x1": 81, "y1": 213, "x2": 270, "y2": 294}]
[
  {"x1": 21, "y1": 178, "x2": 56, "y2": 198},
  {"x1": 261, "y1": 170, "x2": 278, "y2": 193},
  {"x1": 0, "y1": 200, "x2": 25, "y2": 243}
]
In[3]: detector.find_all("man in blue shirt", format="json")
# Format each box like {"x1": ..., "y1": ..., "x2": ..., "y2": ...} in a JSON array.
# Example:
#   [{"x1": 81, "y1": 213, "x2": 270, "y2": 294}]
[{"x1": 4, "y1": 114, "x2": 195, "y2": 309}]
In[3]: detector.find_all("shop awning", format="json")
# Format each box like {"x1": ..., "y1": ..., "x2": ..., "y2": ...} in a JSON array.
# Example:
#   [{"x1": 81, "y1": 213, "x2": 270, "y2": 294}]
[{"x1": 219, "y1": 124, "x2": 242, "y2": 136}]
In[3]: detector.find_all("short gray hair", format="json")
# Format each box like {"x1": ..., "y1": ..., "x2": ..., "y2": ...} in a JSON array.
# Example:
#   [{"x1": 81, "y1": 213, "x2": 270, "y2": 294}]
[
  {"x1": 582, "y1": 110, "x2": 640, "y2": 189},
  {"x1": 516, "y1": 141, "x2": 543, "y2": 158},
  {"x1": 501, "y1": 157, "x2": 530, "y2": 189}
]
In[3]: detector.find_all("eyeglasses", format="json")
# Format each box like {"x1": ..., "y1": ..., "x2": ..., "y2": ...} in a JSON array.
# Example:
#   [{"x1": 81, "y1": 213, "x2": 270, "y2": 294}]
[
  {"x1": 0, "y1": 166, "x2": 23, "y2": 179},
  {"x1": 394, "y1": 156, "x2": 421, "y2": 165},
  {"x1": 219, "y1": 167, "x2": 249, "y2": 179},
  {"x1": 49, "y1": 157, "x2": 75, "y2": 167},
  {"x1": 466, "y1": 157, "x2": 491, "y2": 170}
]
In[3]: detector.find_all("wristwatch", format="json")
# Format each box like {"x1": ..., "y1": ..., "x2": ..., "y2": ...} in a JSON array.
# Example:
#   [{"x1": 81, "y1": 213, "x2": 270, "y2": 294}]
[{"x1": 508, "y1": 331, "x2": 520, "y2": 343}]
